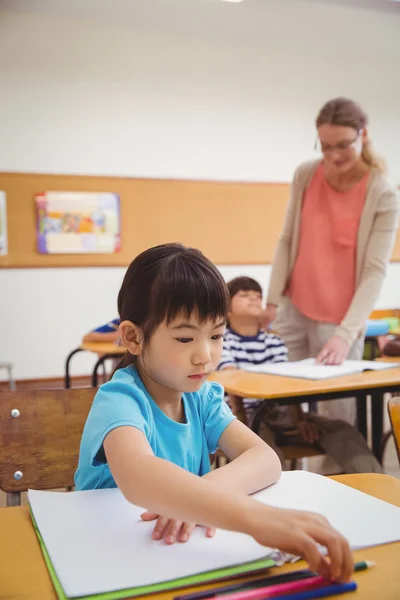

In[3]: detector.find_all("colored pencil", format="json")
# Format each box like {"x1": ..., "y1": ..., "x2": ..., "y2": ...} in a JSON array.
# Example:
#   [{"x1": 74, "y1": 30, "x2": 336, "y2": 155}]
[
  {"x1": 263, "y1": 581, "x2": 357, "y2": 600},
  {"x1": 212, "y1": 576, "x2": 328, "y2": 600},
  {"x1": 174, "y1": 561, "x2": 373, "y2": 600}
]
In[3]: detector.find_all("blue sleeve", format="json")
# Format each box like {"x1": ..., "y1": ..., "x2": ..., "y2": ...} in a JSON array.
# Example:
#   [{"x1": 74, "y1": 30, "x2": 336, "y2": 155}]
[
  {"x1": 93, "y1": 318, "x2": 120, "y2": 333},
  {"x1": 201, "y1": 382, "x2": 236, "y2": 453},
  {"x1": 85, "y1": 375, "x2": 151, "y2": 468}
]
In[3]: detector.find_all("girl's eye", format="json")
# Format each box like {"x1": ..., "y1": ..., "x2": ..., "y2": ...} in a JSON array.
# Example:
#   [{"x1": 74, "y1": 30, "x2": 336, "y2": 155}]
[
  {"x1": 176, "y1": 337, "x2": 192, "y2": 344},
  {"x1": 211, "y1": 334, "x2": 223, "y2": 341}
]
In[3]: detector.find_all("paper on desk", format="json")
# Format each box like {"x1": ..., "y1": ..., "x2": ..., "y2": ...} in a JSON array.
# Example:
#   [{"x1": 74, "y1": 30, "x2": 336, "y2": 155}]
[
  {"x1": 28, "y1": 471, "x2": 400, "y2": 599},
  {"x1": 254, "y1": 471, "x2": 400, "y2": 550},
  {"x1": 244, "y1": 358, "x2": 400, "y2": 380},
  {"x1": 28, "y1": 488, "x2": 275, "y2": 599}
]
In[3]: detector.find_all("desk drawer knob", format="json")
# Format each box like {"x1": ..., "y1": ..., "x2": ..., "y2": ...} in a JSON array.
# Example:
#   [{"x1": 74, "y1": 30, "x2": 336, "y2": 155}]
[
  {"x1": 14, "y1": 471, "x2": 23, "y2": 480},
  {"x1": 11, "y1": 409, "x2": 20, "y2": 418}
]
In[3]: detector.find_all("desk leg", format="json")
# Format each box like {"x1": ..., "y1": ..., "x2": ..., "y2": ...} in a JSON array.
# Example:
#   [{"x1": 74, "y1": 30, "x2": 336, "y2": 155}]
[
  {"x1": 371, "y1": 392, "x2": 384, "y2": 464},
  {"x1": 356, "y1": 393, "x2": 367, "y2": 439},
  {"x1": 92, "y1": 355, "x2": 107, "y2": 387},
  {"x1": 91, "y1": 353, "x2": 120, "y2": 387},
  {"x1": 250, "y1": 402, "x2": 268, "y2": 435},
  {"x1": 65, "y1": 348, "x2": 84, "y2": 389}
]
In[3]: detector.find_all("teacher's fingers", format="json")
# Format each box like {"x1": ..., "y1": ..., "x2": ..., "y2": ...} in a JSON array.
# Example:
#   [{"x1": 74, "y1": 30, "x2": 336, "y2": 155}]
[
  {"x1": 316, "y1": 349, "x2": 329, "y2": 364},
  {"x1": 324, "y1": 352, "x2": 338, "y2": 365}
]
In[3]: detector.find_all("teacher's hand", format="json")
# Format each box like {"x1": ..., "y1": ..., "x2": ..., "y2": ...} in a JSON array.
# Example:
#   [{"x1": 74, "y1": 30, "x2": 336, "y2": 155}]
[
  {"x1": 316, "y1": 336, "x2": 350, "y2": 366},
  {"x1": 260, "y1": 304, "x2": 277, "y2": 330}
]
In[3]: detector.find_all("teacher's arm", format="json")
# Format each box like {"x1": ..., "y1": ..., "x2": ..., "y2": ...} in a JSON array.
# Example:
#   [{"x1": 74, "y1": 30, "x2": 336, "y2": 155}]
[
  {"x1": 335, "y1": 190, "x2": 400, "y2": 348},
  {"x1": 264, "y1": 170, "x2": 306, "y2": 332},
  {"x1": 266, "y1": 185, "x2": 297, "y2": 310}
]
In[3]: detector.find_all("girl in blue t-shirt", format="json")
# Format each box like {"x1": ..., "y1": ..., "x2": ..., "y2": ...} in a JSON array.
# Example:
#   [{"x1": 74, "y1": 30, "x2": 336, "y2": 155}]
[{"x1": 75, "y1": 243, "x2": 352, "y2": 583}]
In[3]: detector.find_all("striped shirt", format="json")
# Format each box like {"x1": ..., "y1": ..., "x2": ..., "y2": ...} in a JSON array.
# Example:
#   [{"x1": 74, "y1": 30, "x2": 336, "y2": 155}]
[
  {"x1": 218, "y1": 328, "x2": 292, "y2": 426},
  {"x1": 218, "y1": 328, "x2": 288, "y2": 370}
]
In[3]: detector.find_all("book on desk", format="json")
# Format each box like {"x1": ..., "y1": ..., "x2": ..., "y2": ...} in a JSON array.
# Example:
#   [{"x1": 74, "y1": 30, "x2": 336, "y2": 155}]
[
  {"x1": 243, "y1": 358, "x2": 400, "y2": 380},
  {"x1": 28, "y1": 471, "x2": 400, "y2": 600}
]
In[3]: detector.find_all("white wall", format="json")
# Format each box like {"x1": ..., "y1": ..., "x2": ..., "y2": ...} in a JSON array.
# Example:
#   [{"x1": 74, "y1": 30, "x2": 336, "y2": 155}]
[{"x1": 1, "y1": 2, "x2": 400, "y2": 380}]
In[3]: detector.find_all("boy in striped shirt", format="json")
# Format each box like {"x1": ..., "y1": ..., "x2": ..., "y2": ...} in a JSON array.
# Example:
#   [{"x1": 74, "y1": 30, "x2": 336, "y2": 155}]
[{"x1": 218, "y1": 276, "x2": 383, "y2": 473}]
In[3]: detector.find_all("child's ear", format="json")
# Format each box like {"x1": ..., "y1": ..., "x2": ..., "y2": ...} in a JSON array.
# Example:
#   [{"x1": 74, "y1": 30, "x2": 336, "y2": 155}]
[{"x1": 119, "y1": 320, "x2": 144, "y2": 356}]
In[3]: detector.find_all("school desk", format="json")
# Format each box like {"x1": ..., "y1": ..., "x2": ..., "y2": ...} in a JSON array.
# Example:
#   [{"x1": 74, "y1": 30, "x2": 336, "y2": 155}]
[
  {"x1": 64, "y1": 342, "x2": 126, "y2": 388},
  {"x1": 0, "y1": 474, "x2": 399, "y2": 600},
  {"x1": 377, "y1": 356, "x2": 400, "y2": 363},
  {"x1": 209, "y1": 368, "x2": 400, "y2": 462}
]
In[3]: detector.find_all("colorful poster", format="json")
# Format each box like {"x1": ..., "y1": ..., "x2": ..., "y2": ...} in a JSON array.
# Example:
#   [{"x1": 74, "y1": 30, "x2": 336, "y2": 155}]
[
  {"x1": 0, "y1": 191, "x2": 7, "y2": 256},
  {"x1": 35, "y1": 191, "x2": 121, "y2": 254}
]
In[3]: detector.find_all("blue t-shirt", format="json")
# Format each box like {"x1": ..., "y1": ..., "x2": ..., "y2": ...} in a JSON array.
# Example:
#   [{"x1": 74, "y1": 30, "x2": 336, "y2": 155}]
[{"x1": 75, "y1": 366, "x2": 235, "y2": 491}]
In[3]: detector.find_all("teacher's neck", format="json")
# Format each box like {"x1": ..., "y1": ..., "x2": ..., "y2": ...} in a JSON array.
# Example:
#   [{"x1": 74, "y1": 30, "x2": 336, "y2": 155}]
[
  {"x1": 229, "y1": 315, "x2": 260, "y2": 337},
  {"x1": 324, "y1": 159, "x2": 369, "y2": 187}
]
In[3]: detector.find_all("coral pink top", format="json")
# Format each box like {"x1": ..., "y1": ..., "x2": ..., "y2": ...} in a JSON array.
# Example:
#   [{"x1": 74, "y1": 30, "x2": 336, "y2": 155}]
[{"x1": 289, "y1": 163, "x2": 368, "y2": 324}]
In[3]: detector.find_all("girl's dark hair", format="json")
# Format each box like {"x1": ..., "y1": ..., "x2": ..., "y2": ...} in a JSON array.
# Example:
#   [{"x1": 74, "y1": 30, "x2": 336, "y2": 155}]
[
  {"x1": 227, "y1": 276, "x2": 262, "y2": 299},
  {"x1": 117, "y1": 243, "x2": 229, "y2": 367},
  {"x1": 316, "y1": 97, "x2": 385, "y2": 172}
]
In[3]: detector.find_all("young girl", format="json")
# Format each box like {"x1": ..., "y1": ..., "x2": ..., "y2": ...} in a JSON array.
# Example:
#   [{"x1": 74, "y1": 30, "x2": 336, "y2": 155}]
[{"x1": 75, "y1": 243, "x2": 352, "y2": 583}]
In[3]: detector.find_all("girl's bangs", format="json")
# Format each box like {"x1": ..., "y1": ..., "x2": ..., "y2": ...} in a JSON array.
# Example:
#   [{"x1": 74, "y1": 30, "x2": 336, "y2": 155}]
[{"x1": 149, "y1": 257, "x2": 229, "y2": 327}]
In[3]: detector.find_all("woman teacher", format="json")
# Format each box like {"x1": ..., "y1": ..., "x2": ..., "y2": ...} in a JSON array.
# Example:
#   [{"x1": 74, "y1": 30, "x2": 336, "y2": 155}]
[{"x1": 264, "y1": 97, "x2": 399, "y2": 422}]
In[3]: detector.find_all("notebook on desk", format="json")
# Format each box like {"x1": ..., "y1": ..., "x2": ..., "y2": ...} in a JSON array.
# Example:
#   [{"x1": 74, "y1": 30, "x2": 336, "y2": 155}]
[
  {"x1": 244, "y1": 358, "x2": 400, "y2": 380},
  {"x1": 28, "y1": 471, "x2": 400, "y2": 600}
]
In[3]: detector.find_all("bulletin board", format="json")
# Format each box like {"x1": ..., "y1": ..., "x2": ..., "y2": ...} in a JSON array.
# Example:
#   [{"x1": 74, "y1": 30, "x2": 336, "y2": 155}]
[{"x1": 0, "y1": 171, "x2": 399, "y2": 268}]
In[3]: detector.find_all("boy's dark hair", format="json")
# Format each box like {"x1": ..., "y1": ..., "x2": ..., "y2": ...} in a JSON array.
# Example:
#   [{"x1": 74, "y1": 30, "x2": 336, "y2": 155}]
[
  {"x1": 117, "y1": 243, "x2": 229, "y2": 367},
  {"x1": 226, "y1": 276, "x2": 262, "y2": 300}
]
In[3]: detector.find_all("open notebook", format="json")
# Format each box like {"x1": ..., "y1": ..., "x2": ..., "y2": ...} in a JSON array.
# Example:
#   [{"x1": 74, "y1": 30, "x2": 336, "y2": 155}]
[
  {"x1": 28, "y1": 471, "x2": 400, "y2": 600},
  {"x1": 244, "y1": 358, "x2": 400, "y2": 380}
]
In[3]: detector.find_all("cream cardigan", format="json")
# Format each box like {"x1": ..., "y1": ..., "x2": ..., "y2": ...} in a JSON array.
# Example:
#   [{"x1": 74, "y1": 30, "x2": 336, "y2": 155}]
[{"x1": 267, "y1": 160, "x2": 400, "y2": 345}]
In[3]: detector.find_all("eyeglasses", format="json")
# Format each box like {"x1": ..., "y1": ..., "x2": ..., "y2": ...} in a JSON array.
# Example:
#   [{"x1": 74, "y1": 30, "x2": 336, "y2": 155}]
[{"x1": 314, "y1": 129, "x2": 363, "y2": 155}]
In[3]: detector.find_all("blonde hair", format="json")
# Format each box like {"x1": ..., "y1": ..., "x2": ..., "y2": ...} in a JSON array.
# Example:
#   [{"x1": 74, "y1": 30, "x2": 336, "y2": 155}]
[{"x1": 316, "y1": 97, "x2": 385, "y2": 172}]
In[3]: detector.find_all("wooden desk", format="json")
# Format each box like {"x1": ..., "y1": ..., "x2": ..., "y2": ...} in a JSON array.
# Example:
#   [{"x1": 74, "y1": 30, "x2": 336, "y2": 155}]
[
  {"x1": 377, "y1": 356, "x2": 400, "y2": 364},
  {"x1": 210, "y1": 368, "x2": 400, "y2": 461},
  {"x1": 65, "y1": 342, "x2": 127, "y2": 388},
  {"x1": 1, "y1": 474, "x2": 399, "y2": 600}
]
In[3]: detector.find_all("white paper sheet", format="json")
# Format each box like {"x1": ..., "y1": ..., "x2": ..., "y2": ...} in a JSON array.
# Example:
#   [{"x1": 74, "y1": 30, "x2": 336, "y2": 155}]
[
  {"x1": 28, "y1": 487, "x2": 273, "y2": 598},
  {"x1": 244, "y1": 358, "x2": 400, "y2": 380},
  {"x1": 254, "y1": 471, "x2": 400, "y2": 550},
  {"x1": 28, "y1": 471, "x2": 400, "y2": 598}
]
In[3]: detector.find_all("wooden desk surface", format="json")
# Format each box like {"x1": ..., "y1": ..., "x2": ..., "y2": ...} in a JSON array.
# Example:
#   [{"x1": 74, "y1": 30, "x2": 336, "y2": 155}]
[
  {"x1": 377, "y1": 356, "x2": 400, "y2": 364},
  {"x1": 209, "y1": 367, "x2": 400, "y2": 400},
  {"x1": 1, "y1": 474, "x2": 400, "y2": 600},
  {"x1": 80, "y1": 342, "x2": 127, "y2": 355}
]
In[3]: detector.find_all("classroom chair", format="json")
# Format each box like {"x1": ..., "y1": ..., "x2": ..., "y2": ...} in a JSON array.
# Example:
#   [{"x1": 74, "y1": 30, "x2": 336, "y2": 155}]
[
  {"x1": 388, "y1": 396, "x2": 400, "y2": 466},
  {"x1": 0, "y1": 388, "x2": 95, "y2": 507}
]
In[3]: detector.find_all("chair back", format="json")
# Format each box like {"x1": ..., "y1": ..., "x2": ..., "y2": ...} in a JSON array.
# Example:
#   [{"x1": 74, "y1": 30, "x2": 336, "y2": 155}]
[
  {"x1": 0, "y1": 388, "x2": 95, "y2": 505},
  {"x1": 388, "y1": 396, "x2": 400, "y2": 465}
]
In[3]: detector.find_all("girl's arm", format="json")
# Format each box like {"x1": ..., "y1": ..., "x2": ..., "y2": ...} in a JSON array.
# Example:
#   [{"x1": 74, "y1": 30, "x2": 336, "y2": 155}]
[
  {"x1": 104, "y1": 425, "x2": 352, "y2": 583},
  {"x1": 203, "y1": 419, "x2": 281, "y2": 494}
]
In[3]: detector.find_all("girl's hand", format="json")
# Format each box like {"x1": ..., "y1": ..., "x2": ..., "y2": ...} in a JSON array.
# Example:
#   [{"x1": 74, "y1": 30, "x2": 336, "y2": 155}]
[
  {"x1": 316, "y1": 336, "x2": 350, "y2": 365},
  {"x1": 141, "y1": 511, "x2": 215, "y2": 544},
  {"x1": 249, "y1": 505, "x2": 353, "y2": 583}
]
